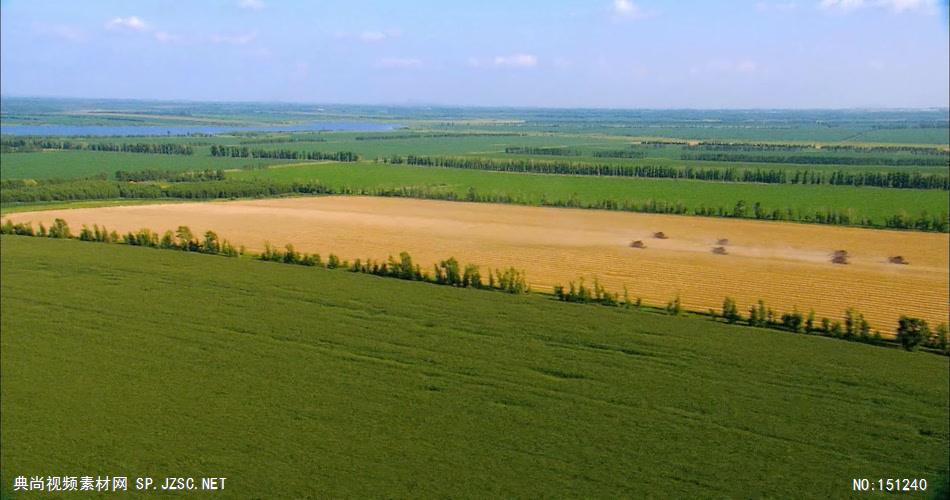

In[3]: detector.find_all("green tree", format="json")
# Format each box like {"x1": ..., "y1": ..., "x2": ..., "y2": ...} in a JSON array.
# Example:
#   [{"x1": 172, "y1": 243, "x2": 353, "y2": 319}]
[
  {"x1": 48, "y1": 218, "x2": 71, "y2": 239},
  {"x1": 722, "y1": 297, "x2": 740, "y2": 323},
  {"x1": 202, "y1": 231, "x2": 221, "y2": 254},
  {"x1": 896, "y1": 316, "x2": 930, "y2": 351},
  {"x1": 176, "y1": 226, "x2": 196, "y2": 251},
  {"x1": 781, "y1": 309, "x2": 804, "y2": 333},
  {"x1": 666, "y1": 295, "x2": 682, "y2": 316},
  {"x1": 282, "y1": 244, "x2": 299, "y2": 264},
  {"x1": 462, "y1": 264, "x2": 482, "y2": 288},
  {"x1": 160, "y1": 231, "x2": 175, "y2": 249},
  {"x1": 928, "y1": 323, "x2": 948, "y2": 353}
]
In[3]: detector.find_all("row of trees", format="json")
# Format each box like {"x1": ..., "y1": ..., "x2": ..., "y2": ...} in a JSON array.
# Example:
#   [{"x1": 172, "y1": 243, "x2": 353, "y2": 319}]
[
  {"x1": 209, "y1": 145, "x2": 359, "y2": 161},
  {"x1": 257, "y1": 244, "x2": 530, "y2": 294},
  {"x1": 504, "y1": 147, "x2": 646, "y2": 159},
  {"x1": 237, "y1": 136, "x2": 326, "y2": 144},
  {"x1": 554, "y1": 278, "x2": 625, "y2": 307},
  {"x1": 551, "y1": 276, "x2": 948, "y2": 354},
  {"x1": 724, "y1": 297, "x2": 948, "y2": 352},
  {"x1": 85, "y1": 143, "x2": 195, "y2": 155},
  {"x1": 0, "y1": 178, "x2": 333, "y2": 203},
  {"x1": 688, "y1": 141, "x2": 949, "y2": 156},
  {"x1": 0, "y1": 137, "x2": 194, "y2": 155},
  {"x1": 379, "y1": 155, "x2": 949, "y2": 190},
  {"x1": 0, "y1": 219, "x2": 241, "y2": 257},
  {"x1": 0, "y1": 218, "x2": 74, "y2": 238},
  {"x1": 114, "y1": 169, "x2": 227, "y2": 182},
  {"x1": 681, "y1": 152, "x2": 949, "y2": 168},
  {"x1": 355, "y1": 132, "x2": 526, "y2": 141}
]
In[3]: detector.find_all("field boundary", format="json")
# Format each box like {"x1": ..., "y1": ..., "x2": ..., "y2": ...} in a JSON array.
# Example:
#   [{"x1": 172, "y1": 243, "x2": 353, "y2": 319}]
[{"x1": 3, "y1": 219, "x2": 946, "y2": 355}]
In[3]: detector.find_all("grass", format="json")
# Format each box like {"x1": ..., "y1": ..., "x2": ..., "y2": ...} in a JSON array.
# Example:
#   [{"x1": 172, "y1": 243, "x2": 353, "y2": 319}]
[
  {"x1": 0, "y1": 150, "x2": 290, "y2": 180},
  {"x1": 0, "y1": 198, "x2": 195, "y2": 215},
  {"x1": 230, "y1": 162, "x2": 950, "y2": 223},
  {"x1": 5, "y1": 131, "x2": 946, "y2": 181},
  {"x1": 2, "y1": 236, "x2": 947, "y2": 498}
]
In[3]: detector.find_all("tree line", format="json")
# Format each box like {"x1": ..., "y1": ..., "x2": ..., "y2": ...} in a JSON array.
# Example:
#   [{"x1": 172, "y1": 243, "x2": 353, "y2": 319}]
[
  {"x1": 380, "y1": 154, "x2": 949, "y2": 190},
  {"x1": 681, "y1": 152, "x2": 949, "y2": 168},
  {"x1": 237, "y1": 136, "x2": 327, "y2": 144},
  {"x1": 504, "y1": 146, "x2": 646, "y2": 159},
  {"x1": 258, "y1": 245, "x2": 531, "y2": 294},
  {"x1": 1, "y1": 218, "x2": 529, "y2": 297},
  {"x1": 553, "y1": 276, "x2": 948, "y2": 354},
  {"x1": 688, "y1": 141, "x2": 949, "y2": 156},
  {"x1": 209, "y1": 145, "x2": 359, "y2": 161},
  {"x1": 114, "y1": 169, "x2": 226, "y2": 182},
  {"x1": 723, "y1": 297, "x2": 947, "y2": 353},
  {"x1": 0, "y1": 178, "x2": 332, "y2": 203},
  {"x1": 355, "y1": 132, "x2": 526, "y2": 141},
  {"x1": 0, "y1": 137, "x2": 194, "y2": 155},
  {"x1": 0, "y1": 219, "x2": 240, "y2": 256}
]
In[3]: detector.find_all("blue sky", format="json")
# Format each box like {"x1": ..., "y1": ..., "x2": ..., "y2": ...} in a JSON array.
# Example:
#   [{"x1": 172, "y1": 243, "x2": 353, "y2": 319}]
[{"x1": 1, "y1": 0, "x2": 948, "y2": 108}]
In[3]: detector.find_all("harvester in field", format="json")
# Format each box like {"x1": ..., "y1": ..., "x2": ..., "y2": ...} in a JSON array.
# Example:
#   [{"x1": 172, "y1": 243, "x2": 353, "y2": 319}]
[{"x1": 831, "y1": 250, "x2": 849, "y2": 264}]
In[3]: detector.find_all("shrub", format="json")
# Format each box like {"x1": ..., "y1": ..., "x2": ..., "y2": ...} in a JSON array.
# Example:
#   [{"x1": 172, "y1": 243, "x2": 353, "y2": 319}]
[
  {"x1": 666, "y1": 295, "x2": 682, "y2": 316},
  {"x1": 722, "y1": 297, "x2": 741, "y2": 323},
  {"x1": 896, "y1": 316, "x2": 930, "y2": 351}
]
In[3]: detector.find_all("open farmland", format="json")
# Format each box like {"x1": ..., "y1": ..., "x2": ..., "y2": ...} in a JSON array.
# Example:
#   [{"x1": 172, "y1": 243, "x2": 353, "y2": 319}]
[
  {"x1": 0, "y1": 150, "x2": 292, "y2": 180},
  {"x1": 2, "y1": 236, "x2": 948, "y2": 498},
  {"x1": 227, "y1": 162, "x2": 950, "y2": 226},
  {"x1": 7, "y1": 196, "x2": 947, "y2": 333}
]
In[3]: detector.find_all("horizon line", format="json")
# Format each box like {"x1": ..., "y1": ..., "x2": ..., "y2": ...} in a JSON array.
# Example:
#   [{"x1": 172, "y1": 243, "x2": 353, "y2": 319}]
[{"x1": 2, "y1": 94, "x2": 949, "y2": 113}]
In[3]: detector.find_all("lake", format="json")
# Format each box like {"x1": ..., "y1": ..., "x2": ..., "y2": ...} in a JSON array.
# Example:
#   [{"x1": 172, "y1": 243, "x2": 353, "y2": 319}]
[{"x1": 0, "y1": 121, "x2": 401, "y2": 137}]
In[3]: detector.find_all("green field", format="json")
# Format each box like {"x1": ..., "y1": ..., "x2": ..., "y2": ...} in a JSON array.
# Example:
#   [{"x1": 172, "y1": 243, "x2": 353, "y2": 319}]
[
  {"x1": 4, "y1": 127, "x2": 947, "y2": 182},
  {"x1": 0, "y1": 150, "x2": 289, "y2": 180},
  {"x1": 1, "y1": 236, "x2": 947, "y2": 498},
  {"x1": 230, "y1": 162, "x2": 950, "y2": 223}
]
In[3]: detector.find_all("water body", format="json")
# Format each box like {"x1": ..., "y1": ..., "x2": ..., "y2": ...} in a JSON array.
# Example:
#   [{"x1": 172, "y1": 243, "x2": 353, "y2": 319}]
[{"x1": 0, "y1": 121, "x2": 400, "y2": 137}]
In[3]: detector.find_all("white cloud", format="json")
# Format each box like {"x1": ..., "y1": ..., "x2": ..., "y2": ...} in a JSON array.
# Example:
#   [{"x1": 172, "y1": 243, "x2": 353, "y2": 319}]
[
  {"x1": 819, "y1": 0, "x2": 936, "y2": 12},
  {"x1": 612, "y1": 0, "x2": 648, "y2": 19},
  {"x1": 238, "y1": 0, "x2": 266, "y2": 10},
  {"x1": 106, "y1": 16, "x2": 147, "y2": 31},
  {"x1": 493, "y1": 53, "x2": 538, "y2": 68},
  {"x1": 153, "y1": 31, "x2": 182, "y2": 44},
  {"x1": 376, "y1": 58, "x2": 423, "y2": 69},
  {"x1": 210, "y1": 32, "x2": 257, "y2": 45}
]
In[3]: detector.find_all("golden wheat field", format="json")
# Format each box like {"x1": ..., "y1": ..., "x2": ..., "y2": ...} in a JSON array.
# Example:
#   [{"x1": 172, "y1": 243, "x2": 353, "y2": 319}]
[{"x1": 7, "y1": 196, "x2": 948, "y2": 333}]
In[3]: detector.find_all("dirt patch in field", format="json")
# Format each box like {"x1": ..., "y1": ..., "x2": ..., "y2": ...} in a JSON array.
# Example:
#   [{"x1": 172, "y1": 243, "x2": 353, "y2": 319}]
[{"x1": 6, "y1": 196, "x2": 948, "y2": 333}]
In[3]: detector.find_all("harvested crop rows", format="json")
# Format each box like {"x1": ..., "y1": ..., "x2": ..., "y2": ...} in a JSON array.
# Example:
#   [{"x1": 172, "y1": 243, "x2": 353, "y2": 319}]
[{"x1": 7, "y1": 196, "x2": 947, "y2": 333}]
